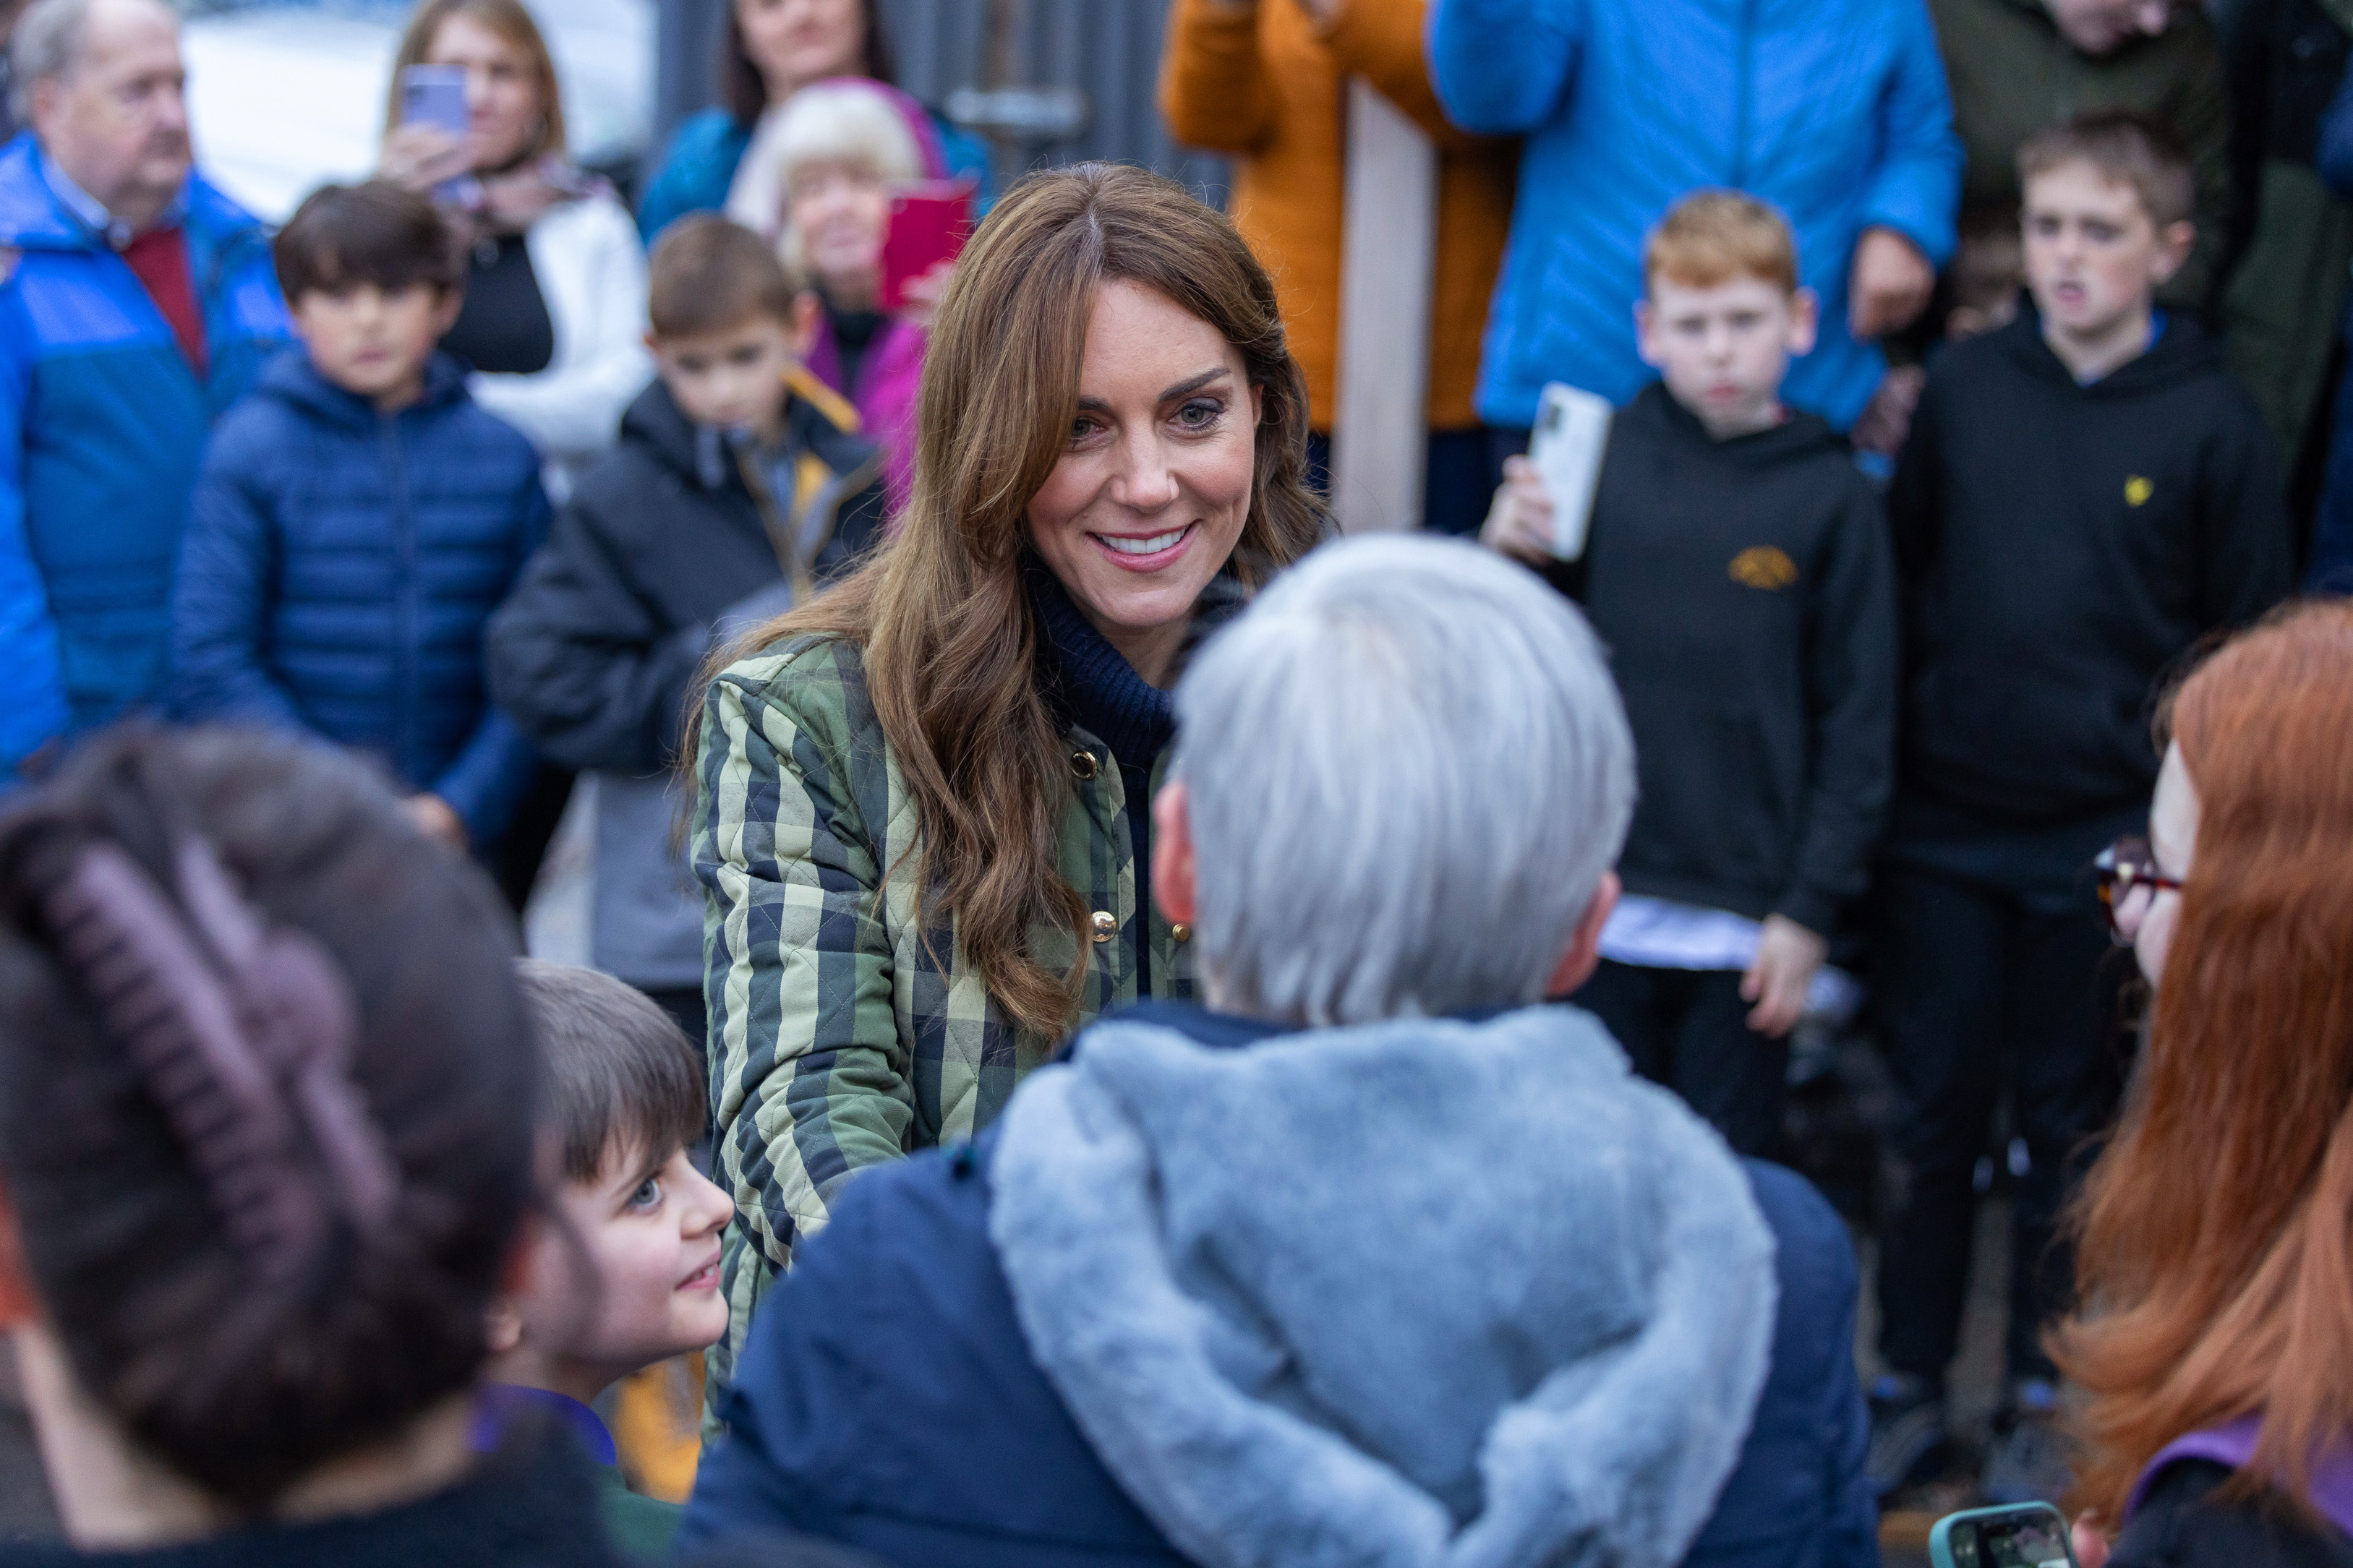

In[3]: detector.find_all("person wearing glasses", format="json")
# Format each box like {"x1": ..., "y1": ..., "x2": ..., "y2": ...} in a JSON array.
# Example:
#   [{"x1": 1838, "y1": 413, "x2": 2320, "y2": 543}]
[{"x1": 2057, "y1": 601, "x2": 2353, "y2": 1567}]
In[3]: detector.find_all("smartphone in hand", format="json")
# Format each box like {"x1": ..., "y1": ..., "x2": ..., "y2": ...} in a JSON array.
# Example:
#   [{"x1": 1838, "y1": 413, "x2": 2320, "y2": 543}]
[
  {"x1": 1930, "y1": 1502, "x2": 2079, "y2": 1568},
  {"x1": 398, "y1": 64, "x2": 473, "y2": 203},
  {"x1": 881, "y1": 179, "x2": 978, "y2": 313}
]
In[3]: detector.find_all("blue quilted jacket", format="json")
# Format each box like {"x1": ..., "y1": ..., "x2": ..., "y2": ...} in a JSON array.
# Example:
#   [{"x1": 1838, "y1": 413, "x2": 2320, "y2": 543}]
[
  {"x1": 0, "y1": 133, "x2": 289, "y2": 771},
  {"x1": 170, "y1": 348, "x2": 550, "y2": 847},
  {"x1": 1427, "y1": 0, "x2": 1963, "y2": 432}
]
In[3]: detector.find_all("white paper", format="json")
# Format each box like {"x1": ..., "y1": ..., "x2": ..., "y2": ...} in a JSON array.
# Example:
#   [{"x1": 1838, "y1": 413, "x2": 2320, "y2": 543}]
[{"x1": 1529, "y1": 382, "x2": 1614, "y2": 560}]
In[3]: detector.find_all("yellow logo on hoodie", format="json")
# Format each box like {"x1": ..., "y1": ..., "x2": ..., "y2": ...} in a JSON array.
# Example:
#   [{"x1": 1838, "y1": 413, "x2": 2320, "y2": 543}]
[
  {"x1": 1728, "y1": 546, "x2": 1798, "y2": 591},
  {"x1": 2125, "y1": 476, "x2": 2154, "y2": 507}
]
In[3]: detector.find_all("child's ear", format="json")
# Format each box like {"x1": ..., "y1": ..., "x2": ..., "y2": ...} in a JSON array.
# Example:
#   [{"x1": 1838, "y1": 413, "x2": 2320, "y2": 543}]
[
  {"x1": 790, "y1": 291, "x2": 822, "y2": 361},
  {"x1": 484, "y1": 1298, "x2": 524, "y2": 1356},
  {"x1": 1632, "y1": 299, "x2": 1661, "y2": 370},
  {"x1": 432, "y1": 286, "x2": 465, "y2": 337},
  {"x1": 1785, "y1": 286, "x2": 1821, "y2": 358},
  {"x1": 2150, "y1": 220, "x2": 2197, "y2": 288},
  {"x1": 0, "y1": 1181, "x2": 38, "y2": 1330}
]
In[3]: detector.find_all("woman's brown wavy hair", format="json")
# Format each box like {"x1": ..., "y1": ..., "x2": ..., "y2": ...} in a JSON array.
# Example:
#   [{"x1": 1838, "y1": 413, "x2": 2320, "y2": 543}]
[
  {"x1": 2055, "y1": 599, "x2": 2353, "y2": 1526},
  {"x1": 706, "y1": 163, "x2": 1319, "y2": 1038}
]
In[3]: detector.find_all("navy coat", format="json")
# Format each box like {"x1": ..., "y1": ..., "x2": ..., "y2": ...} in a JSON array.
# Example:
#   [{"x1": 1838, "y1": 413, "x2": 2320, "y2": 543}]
[
  {"x1": 171, "y1": 348, "x2": 549, "y2": 845},
  {"x1": 680, "y1": 1003, "x2": 1879, "y2": 1568}
]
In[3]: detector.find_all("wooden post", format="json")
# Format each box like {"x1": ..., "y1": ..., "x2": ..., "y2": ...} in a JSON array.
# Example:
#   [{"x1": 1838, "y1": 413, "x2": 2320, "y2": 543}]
[{"x1": 1332, "y1": 75, "x2": 1438, "y2": 534}]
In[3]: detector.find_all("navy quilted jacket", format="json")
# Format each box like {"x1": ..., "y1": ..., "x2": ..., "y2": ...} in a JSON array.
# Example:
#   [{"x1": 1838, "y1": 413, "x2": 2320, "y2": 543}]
[{"x1": 171, "y1": 347, "x2": 550, "y2": 846}]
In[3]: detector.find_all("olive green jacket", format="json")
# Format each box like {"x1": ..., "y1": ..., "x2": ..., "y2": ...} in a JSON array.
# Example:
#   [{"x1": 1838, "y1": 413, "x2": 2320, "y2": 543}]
[
  {"x1": 1929, "y1": 0, "x2": 2232, "y2": 306},
  {"x1": 691, "y1": 633, "x2": 1197, "y2": 1383}
]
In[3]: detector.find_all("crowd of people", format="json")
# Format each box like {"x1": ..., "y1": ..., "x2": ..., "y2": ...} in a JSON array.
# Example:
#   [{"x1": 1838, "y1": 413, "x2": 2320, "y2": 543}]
[{"x1": 0, "y1": 0, "x2": 2349, "y2": 1566}]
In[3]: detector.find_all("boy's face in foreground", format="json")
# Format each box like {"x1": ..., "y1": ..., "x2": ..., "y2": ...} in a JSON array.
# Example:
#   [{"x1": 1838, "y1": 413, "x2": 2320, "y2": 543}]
[
  {"x1": 290, "y1": 283, "x2": 458, "y2": 412},
  {"x1": 508, "y1": 1143, "x2": 733, "y2": 1393},
  {"x1": 1634, "y1": 273, "x2": 1817, "y2": 440},
  {"x1": 652, "y1": 311, "x2": 808, "y2": 444},
  {"x1": 2022, "y1": 160, "x2": 2190, "y2": 346}
]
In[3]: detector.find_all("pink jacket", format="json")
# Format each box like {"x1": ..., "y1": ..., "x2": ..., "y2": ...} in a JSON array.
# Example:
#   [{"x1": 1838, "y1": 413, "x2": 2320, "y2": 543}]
[{"x1": 805, "y1": 309, "x2": 924, "y2": 522}]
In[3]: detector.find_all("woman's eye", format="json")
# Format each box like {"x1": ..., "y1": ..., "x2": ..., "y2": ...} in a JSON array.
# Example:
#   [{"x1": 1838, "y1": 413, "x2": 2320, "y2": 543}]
[
  {"x1": 1174, "y1": 400, "x2": 1224, "y2": 430},
  {"x1": 630, "y1": 1178, "x2": 662, "y2": 1210},
  {"x1": 1069, "y1": 417, "x2": 1102, "y2": 443}
]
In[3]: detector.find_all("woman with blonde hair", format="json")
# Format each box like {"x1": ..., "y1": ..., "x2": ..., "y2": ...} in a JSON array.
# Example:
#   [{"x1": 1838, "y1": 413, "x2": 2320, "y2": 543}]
[
  {"x1": 378, "y1": 0, "x2": 650, "y2": 499},
  {"x1": 690, "y1": 163, "x2": 1322, "y2": 1379},
  {"x1": 2061, "y1": 599, "x2": 2353, "y2": 1565}
]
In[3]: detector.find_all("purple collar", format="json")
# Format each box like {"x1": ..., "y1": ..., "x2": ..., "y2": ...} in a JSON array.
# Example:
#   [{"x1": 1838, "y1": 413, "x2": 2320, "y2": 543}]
[
  {"x1": 2128, "y1": 1415, "x2": 2353, "y2": 1538},
  {"x1": 470, "y1": 1384, "x2": 617, "y2": 1467}
]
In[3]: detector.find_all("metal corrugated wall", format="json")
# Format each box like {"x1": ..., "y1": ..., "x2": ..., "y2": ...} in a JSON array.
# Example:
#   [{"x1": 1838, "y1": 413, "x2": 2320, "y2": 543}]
[{"x1": 651, "y1": 0, "x2": 1226, "y2": 200}]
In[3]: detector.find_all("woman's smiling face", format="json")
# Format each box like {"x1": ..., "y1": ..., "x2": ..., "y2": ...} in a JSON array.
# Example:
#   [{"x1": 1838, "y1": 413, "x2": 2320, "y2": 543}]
[{"x1": 1023, "y1": 278, "x2": 1260, "y2": 685}]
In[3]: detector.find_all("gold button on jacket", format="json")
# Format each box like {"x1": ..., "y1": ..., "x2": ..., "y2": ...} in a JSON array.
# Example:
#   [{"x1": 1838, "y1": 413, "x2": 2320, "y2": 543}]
[{"x1": 1090, "y1": 910, "x2": 1119, "y2": 943}]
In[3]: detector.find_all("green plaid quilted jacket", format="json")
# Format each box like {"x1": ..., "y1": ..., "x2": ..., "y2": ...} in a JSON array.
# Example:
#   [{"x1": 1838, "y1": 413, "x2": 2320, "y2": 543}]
[{"x1": 692, "y1": 633, "x2": 1197, "y2": 1381}]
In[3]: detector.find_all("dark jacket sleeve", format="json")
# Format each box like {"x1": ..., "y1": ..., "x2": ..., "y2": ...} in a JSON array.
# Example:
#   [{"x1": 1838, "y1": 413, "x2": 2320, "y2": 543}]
[
  {"x1": 2194, "y1": 395, "x2": 2294, "y2": 617},
  {"x1": 170, "y1": 430, "x2": 308, "y2": 730},
  {"x1": 487, "y1": 491, "x2": 709, "y2": 776},
  {"x1": 2109, "y1": 1459, "x2": 2353, "y2": 1568},
  {"x1": 1777, "y1": 478, "x2": 1897, "y2": 938},
  {"x1": 2319, "y1": 52, "x2": 2353, "y2": 198},
  {"x1": 1886, "y1": 368, "x2": 1945, "y2": 586}
]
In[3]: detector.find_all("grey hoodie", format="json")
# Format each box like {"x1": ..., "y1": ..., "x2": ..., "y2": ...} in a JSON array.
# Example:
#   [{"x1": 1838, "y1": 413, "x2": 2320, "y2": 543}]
[{"x1": 986, "y1": 1005, "x2": 1780, "y2": 1568}]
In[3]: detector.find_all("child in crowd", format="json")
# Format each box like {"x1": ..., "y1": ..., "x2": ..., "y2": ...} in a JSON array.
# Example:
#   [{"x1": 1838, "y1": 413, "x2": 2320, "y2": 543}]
[
  {"x1": 487, "y1": 215, "x2": 886, "y2": 1048},
  {"x1": 1870, "y1": 110, "x2": 2292, "y2": 1504},
  {"x1": 0, "y1": 728, "x2": 611, "y2": 1565},
  {"x1": 730, "y1": 77, "x2": 944, "y2": 513},
  {"x1": 171, "y1": 181, "x2": 549, "y2": 857},
  {"x1": 486, "y1": 961, "x2": 735, "y2": 1561},
  {"x1": 1482, "y1": 190, "x2": 1896, "y2": 1162}
]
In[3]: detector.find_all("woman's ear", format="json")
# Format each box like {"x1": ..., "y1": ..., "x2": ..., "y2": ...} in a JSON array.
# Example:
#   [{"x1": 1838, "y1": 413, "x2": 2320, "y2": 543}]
[
  {"x1": 1151, "y1": 781, "x2": 1197, "y2": 928},
  {"x1": 0, "y1": 1181, "x2": 39, "y2": 1329}
]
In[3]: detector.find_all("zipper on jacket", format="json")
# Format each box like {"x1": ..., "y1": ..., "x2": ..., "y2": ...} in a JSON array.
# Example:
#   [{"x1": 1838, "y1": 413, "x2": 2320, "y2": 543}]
[
  {"x1": 385, "y1": 410, "x2": 419, "y2": 784},
  {"x1": 1730, "y1": 0, "x2": 1756, "y2": 189}
]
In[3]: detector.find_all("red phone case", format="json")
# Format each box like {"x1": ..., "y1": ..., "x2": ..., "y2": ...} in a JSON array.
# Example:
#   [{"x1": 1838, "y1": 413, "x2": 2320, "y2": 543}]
[{"x1": 881, "y1": 180, "x2": 978, "y2": 313}]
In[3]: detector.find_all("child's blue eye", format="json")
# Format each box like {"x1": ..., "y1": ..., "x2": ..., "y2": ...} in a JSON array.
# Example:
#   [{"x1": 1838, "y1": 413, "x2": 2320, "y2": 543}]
[{"x1": 631, "y1": 1177, "x2": 662, "y2": 1210}]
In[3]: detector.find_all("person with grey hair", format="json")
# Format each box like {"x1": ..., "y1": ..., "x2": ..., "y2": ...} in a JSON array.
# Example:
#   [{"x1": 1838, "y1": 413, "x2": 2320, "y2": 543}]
[
  {"x1": 0, "y1": 0, "x2": 289, "y2": 787},
  {"x1": 676, "y1": 534, "x2": 1878, "y2": 1568}
]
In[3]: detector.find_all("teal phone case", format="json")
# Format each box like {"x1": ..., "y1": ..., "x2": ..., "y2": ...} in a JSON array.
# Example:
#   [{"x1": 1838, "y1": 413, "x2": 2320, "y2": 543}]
[{"x1": 1928, "y1": 1501, "x2": 2077, "y2": 1568}]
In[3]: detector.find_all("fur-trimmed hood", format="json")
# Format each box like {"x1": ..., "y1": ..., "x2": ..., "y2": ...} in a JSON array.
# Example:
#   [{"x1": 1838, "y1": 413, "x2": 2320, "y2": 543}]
[{"x1": 986, "y1": 1004, "x2": 1780, "y2": 1568}]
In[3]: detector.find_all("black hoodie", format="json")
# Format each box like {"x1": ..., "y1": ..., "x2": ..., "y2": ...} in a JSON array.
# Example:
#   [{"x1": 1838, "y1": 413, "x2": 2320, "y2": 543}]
[
  {"x1": 486, "y1": 371, "x2": 886, "y2": 776},
  {"x1": 1573, "y1": 382, "x2": 1896, "y2": 938},
  {"x1": 1888, "y1": 312, "x2": 2292, "y2": 834}
]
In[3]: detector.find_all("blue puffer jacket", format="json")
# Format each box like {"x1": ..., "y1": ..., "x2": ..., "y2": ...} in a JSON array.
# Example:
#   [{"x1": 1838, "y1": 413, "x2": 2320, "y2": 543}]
[
  {"x1": 682, "y1": 1001, "x2": 1877, "y2": 1568},
  {"x1": 636, "y1": 103, "x2": 993, "y2": 242},
  {"x1": 0, "y1": 134, "x2": 289, "y2": 772},
  {"x1": 170, "y1": 348, "x2": 549, "y2": 847},
  {"x1": 1427, "y1": 0, "x2": 1962, "y2": 432}
]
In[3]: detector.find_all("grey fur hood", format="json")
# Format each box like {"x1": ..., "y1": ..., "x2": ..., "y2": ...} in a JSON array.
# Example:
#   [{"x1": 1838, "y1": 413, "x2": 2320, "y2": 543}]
[{"x1": 987, "y1": 1004, "x2": 1779, "y2": 1568}]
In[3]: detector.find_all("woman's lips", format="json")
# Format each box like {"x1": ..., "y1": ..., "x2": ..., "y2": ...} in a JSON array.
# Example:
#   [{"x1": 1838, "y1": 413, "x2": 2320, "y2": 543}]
[{"x1": 1088, "y1": 522, "x2": 1195, "y2": 573}]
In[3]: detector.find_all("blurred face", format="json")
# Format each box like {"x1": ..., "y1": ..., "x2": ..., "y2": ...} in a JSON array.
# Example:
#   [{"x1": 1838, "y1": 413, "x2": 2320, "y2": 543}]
[
  {"x1": 289, "y1": 283, "x2": 458, "y2": 410},
  {"x1": 737, "y1": 0, "x2": 867, "y2": 98},
  {"x1": 425, "y1": 12, "x2": 544, "y2": 173},
  {"x1": 521, "y1": 1145, "x2": 733, "y2": 1381},
  {"x1": 2130, "y1": 745, "x2": 2199, "y2": 987},
  {"x1": 2046, "y1": 0, "x2": 2174, "y2": 54},
  {"x1": 30, "y1": 0, "x2": 189, "y2": 228},
  {"x1": 652, "y1": 310, "x2": 808, "y2": 442},
  {"x1": 788, "y1": 160, "x2": 889, "y2": 307},
  {"x1": 2023, "y1": 160, "x2": 2190, "y2": 343},
  {"x1": 1634, "y1": 273, "x2": 1817, "y2": 440},
  {"x1": 1025, "y1": 279, "x2": 1261, "y2": 686}
]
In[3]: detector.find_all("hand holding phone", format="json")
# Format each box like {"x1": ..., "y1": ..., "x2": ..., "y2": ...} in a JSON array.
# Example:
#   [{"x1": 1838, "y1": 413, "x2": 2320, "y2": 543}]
[
  {"x1": 1930, "y1": 1502, "x2": 2080, "y2": 1568},
  {"x1": 387, "y1": 65, "x2": 474, "y2": 200},
  {"x1": 881, "y1": 179, "x2": 977, "y2": 314}
]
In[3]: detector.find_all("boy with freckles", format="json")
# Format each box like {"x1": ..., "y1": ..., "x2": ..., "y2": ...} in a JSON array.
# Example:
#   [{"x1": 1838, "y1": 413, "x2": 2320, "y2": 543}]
[{"x1": 1868, "y1": 109, "x2": 2292, "y2": 1502}]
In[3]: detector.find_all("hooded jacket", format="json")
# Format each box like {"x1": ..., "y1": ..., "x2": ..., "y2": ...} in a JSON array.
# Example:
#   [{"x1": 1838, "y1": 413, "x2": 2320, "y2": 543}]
[
  {"x1": 1577, "y1": 384, "x2": 1894, "y2": 938},
  {"x1": 0, "y1": 133, "x2": 289, "y2": 772},
  {"x1": 679, "y1": 1001, "x2": 1878, "y2": 1568},
  {"x1": 171, "y1": 348, "x2": 549, "y2": 848},
  {"x1": 484, "y1": 370, "x2": 886, "y2": 989},
  {"x1": 1425, "y1": 0, "x2": 1960, "y2": 432},
  {"x1": 1889, "y1": 312, "x2": 2292, "y2": 834}
]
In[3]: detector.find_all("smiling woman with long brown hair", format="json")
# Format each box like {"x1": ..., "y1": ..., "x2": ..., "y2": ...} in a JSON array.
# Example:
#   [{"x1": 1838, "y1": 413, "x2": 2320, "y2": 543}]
[
  {"x1": 688, "y1": 163, "x2": 1320, "y2": 1378},
  {"x1": 2057, "y1": 599, "x2": 2353, "y2": 1566}
]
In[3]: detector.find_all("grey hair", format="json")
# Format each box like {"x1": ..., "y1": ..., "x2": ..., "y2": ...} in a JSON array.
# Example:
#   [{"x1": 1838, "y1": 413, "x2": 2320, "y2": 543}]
[
  {"x1": 10, "y1": 0, "x2": 152, "y2": 124},
  {"x1": 1172, "y1": 534, "x2": 1636, "y2": 1027}
]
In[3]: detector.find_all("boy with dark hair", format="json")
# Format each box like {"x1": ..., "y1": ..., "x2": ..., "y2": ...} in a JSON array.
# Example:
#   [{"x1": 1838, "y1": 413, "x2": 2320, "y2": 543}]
[
  {"x1": 1869, "y1": 108, "x2": 2293, "y2": 1503},
  {"x1": 491, "y1": 960, "x2": 734, "y2": 1561},
  {"x1": 171, "y1": 179, "x2": 548, "y2": 853},
  {"x1": 1483, "y1": 189, "x2": 1897, "y2": 1160},
  {"x1": 486, "y1": 215, "x2": 885, "y2": 1048}
]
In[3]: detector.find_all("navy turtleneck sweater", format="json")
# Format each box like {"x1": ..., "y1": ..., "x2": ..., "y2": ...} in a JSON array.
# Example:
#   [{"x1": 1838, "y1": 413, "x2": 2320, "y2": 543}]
[{"x1": 1029, "y1": 568, "x2": 1174, "y2": 987}]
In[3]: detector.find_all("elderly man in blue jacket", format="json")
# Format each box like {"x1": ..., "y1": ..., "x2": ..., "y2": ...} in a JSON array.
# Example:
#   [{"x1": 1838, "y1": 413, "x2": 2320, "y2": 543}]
[
  {"x1": 678, "y1": 536, "x2": 1878, "y2": 1568},
  {"x1": 1428, "y1": 0, "x2": 1961, "y2": 447},
  {"x1": 0, "y1": 0, "x2": 289, "y2": 781}
]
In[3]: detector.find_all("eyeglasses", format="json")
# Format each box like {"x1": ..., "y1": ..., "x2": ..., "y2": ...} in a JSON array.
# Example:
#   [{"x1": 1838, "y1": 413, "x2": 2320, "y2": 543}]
[{"x1": 2094, "y1": 836, "x2": 2184, "y2": 945}]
